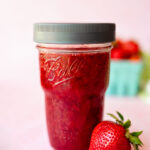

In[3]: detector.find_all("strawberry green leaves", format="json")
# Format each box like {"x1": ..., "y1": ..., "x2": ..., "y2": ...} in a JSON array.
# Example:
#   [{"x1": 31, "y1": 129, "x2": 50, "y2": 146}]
[
  {"x1": 129, "y1": 135, "x2": 143, "y2": 150},
  {"x1": 129, "y1": 135, "x2": 143, "y2": 145},
  {"x1": 107, "y1": 111, "x2": 125, "y2": 126},
  {"x1": 107, "y1": 113, "x2": 119, "y2": 121},
  {"x1": 123, "y1": 120, "x2": 131, "y2": 129},
  {"x1": 117, "y1": 111, "x2": 124, "y2": 121},
  {"x1": 107, "y1": 113, "x2": 123, "y2": 125},
  {"x1": 131, "y1": 131, "x2": 143, "y2": 137},
  {"x1": 107, "y1": 111, "x2": 143, "y2": 150},
  {"x1": 130, "y1": 131, "x2": 143, "y2": 150}
]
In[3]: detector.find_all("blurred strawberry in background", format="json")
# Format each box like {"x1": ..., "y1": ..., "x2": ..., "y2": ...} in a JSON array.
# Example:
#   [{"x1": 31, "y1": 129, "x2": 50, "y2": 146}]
[
  {"x1": 111, "y1": 39, "x2": 141, "y2": 61},
  {"x1": 111, "y1": 47, "x2": 124, "y2": 59}
]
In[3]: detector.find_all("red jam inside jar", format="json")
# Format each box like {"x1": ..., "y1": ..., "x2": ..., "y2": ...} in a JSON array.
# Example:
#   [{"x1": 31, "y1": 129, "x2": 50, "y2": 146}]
[{"x1": 37, "y1": 44, "x2": 112, "y2": 150}]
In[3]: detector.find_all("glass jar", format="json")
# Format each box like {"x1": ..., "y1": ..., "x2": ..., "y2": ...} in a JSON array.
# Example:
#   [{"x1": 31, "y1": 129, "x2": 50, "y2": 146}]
[{"x1": 34, "y1": 23, "x2": 115, "y2": 150}]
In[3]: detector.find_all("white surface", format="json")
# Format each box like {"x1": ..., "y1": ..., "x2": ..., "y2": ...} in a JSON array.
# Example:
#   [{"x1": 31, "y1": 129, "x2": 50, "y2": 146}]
[{"x1": 0, "y1": 82, "x2": 150, "y2": 150}]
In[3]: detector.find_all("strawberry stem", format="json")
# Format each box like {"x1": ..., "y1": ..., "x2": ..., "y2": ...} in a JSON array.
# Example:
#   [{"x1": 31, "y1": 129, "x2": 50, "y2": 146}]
[
  {"x1": 133, "y1": 144, "x2": 139, "y2": 150},
  {"x1": 125, "y1": 129, "x2": 130, "y2": 138}
]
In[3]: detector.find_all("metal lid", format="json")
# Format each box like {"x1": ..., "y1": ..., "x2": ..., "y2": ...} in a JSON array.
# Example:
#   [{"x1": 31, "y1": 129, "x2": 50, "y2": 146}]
[{"x1": 34, "y1": 23, "x2": 116, "y2": 44}]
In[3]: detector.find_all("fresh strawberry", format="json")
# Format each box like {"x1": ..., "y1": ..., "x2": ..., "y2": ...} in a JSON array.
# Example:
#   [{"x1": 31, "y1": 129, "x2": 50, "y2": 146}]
[{"x1": 89, "y1": 112, "x2": 143, "y2": 150}]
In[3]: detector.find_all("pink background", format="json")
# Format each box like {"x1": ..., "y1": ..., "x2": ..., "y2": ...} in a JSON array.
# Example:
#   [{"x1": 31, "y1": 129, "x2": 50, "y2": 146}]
[
  {"x1": 0, "y1": 0, "x2": 150, "y2": 86},
  {"x1": 0, "y1": 0, "x2": 150, "y2": 149}
]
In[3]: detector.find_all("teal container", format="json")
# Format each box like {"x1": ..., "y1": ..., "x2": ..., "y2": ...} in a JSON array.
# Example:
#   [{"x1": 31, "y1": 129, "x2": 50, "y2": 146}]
[{"x1": 106, "y1": 60, "x2": 143, "y2": 96}]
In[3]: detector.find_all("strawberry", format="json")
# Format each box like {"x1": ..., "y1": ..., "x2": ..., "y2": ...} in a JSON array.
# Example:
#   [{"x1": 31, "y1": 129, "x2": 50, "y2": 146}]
[
  {"x1": 111, "y1": 39, "x2": 141, "y2": 60},
  {"x1": 111, "y1": 48, "x2": 125, "y2": 60},
  {"x1": 130, "y1": 55, "x2": 141, "y2": 62},
  {"x1": 89, "y1": 112, "x2": 143, "y2": 150},
  {"x1": 112, "y1": 39, "x2": 122, "y2": 48},
  {"x1": 122, "y1": 40, "x2": 140, "y2": 56},
  {"x1": 116, "y1": 39, "x2": 124, "y2": 48}
]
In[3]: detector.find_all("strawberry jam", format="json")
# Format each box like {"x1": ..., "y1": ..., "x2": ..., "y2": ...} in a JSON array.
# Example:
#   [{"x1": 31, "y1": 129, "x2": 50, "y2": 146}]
[{"x1": 38, "y1": 45, "x2": 111, "y2": 150}]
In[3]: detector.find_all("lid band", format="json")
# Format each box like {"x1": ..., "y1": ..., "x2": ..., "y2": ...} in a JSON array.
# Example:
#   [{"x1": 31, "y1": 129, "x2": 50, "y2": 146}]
[{"x1": 34, "y1": 23, "x2": 116, "y2": 44}]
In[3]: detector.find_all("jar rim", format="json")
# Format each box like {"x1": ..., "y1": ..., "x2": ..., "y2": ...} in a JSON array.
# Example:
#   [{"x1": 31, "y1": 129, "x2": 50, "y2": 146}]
[{"x1": 37, "y1": 43, "x2": 112, "y2": 54}]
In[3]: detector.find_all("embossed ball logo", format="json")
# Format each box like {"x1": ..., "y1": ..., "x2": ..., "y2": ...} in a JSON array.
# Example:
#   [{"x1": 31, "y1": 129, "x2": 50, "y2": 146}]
[{"x1": 42, "y1": 55, "x2": 85, "y2": 86}]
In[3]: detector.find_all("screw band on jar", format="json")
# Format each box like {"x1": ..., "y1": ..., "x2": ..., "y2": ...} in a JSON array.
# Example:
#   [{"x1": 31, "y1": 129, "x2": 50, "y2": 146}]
[{"x1": 34, "y1": 23, "x2": 115, "y2": 44}]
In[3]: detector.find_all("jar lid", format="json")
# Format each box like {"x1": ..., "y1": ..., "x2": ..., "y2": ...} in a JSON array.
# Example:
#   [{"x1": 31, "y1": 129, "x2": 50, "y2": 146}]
[{"x1": 34, "y1": 23, "x2": 116, "y2": 44}]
